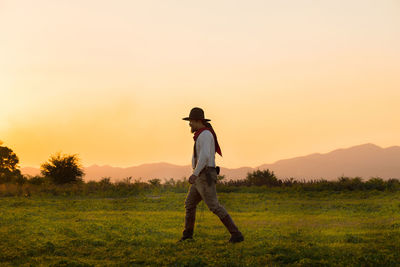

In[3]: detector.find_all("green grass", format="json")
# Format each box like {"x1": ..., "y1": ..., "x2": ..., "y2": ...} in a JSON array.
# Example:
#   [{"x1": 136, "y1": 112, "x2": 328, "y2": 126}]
[{"x1": 1, "y1": 190, "x2": 400, "y2": 266}]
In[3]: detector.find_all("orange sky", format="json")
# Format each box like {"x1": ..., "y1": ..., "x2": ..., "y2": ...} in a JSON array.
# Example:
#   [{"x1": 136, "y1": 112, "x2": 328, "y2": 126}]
[{"x1": 1, "y1": 0, "x2": 400, "y2": 168}]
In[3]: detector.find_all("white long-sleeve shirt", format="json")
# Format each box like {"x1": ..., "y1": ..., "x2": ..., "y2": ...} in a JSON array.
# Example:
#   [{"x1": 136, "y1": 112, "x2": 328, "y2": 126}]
[{"x1": 192, "y1": 130, "x2": 216, "y2": 176}]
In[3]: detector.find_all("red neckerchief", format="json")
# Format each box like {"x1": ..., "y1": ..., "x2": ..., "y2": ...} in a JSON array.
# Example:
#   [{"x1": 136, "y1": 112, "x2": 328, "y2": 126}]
[{"x1": 193, "y1": 127, "x2": 222, "y2": 157}]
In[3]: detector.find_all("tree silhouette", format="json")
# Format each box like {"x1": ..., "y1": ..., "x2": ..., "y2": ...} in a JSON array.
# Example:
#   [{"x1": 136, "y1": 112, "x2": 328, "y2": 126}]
[
  {"x1": 0, "y1": 146, "x2": 21, "y2": 183},
  {"x1": 41, "y1": 153, "x2": 84, "y2": 184},
  {"x1": 148, "y1": 178, "x2": 161, "y2": 186},
  {"x1": 245, "y1": 169, "x2": 280, "y2": 186}
]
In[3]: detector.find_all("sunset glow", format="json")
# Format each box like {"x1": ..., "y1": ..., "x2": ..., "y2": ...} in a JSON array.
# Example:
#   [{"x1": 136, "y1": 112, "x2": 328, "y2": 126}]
[{"x1": 1, "y1": 0, "x2": 399, "y2": 168}]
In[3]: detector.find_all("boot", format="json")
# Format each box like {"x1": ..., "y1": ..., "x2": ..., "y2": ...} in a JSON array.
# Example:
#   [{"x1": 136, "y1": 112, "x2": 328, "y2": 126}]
[
  {"x1": 179, "y1": 229, "x2": 193, "y2": 242},
  {"x1": 220, "y1": 214, "x2": 244, "y2": 243},
  {"x1": 179, "y1": 209, "x2": 196, "y2": 242}
]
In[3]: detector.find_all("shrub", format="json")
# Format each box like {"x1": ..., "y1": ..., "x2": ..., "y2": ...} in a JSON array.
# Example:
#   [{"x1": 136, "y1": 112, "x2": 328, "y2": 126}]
[
  {"x1": 41, "y1": 153, "x2": 84, "y2": 184},
  {"x1": 365, "y1": 177, "x2": 386, "y2": 191},
  {"x1": 99, "y1": 177, "x2": 112, "y2": 185},
  {"x1": 149, "y1": 178, "x2": 161, "y2": 187},
  {"x1": 337, "y1": 176, "x2": 364, "y2": 191},
  {"x1": 387, "y1": 178, "x2": 400, "y2": 191},
  {"x1": 246, "y1": 169, "x2": 280, "y2": 186},
  {"x1": 27, "y1": 175, "x2": 47, "y2": 185}
]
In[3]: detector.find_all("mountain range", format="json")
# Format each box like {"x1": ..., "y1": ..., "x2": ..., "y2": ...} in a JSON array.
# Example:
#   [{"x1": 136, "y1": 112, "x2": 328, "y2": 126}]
[{"x1": 21, "y1": 143, "x2": 400, "y2": 182}]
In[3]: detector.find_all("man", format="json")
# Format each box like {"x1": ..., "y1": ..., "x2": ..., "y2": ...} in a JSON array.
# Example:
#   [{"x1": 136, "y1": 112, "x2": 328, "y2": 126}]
[{"x1": 179, "y1": 107, "x2": 244, "y2": 243}]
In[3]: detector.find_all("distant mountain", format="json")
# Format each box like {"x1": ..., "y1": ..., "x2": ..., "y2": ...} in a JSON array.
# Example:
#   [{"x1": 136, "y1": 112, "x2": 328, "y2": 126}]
[
  {"x1": 21, "y1": 143, "x2": 400, "y2": 181},
  {"x1": 258, "y1": 143, "x2": 400, "y2": 180}
]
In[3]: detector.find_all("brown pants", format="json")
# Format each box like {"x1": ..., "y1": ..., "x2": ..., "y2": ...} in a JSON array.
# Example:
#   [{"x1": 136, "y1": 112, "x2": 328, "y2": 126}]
[{"x1": 185, "y1": 168, "x2": 228, "y2": 220}]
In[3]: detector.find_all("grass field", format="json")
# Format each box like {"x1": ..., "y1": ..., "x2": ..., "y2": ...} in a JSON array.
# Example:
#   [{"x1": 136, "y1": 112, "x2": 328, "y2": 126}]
[{"x1": 1, "y1": 190, "x2": 400, "y2": 266}]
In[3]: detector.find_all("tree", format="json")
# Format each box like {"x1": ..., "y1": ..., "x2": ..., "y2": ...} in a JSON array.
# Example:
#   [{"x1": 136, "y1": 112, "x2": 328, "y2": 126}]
[
  {"x1": 148, "y1": 178, "x2": 161, "y2": 186},
  {"x1": 217, "y1": 175, "x2": 226, "y2": 182},
  {"x1": 41, "y1": 153, "x2": 84, "y2": 184},
  {"x1": 0, "y1": 146, "x2": 22, "y2": 183},
  {"x1": 245, "y1": 169, "x2": 280, "y2": 186}
]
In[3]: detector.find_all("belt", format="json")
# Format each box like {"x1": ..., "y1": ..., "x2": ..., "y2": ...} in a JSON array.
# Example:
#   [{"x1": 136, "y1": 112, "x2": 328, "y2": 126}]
[{"x1": 199, "y1": 166, "x2": 218, "y2": 175}]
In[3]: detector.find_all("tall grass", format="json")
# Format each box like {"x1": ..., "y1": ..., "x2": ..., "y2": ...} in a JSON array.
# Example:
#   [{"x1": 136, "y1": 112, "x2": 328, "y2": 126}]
[{"x1": 1, "y1": 171, "x2": 399, "y2": 197}]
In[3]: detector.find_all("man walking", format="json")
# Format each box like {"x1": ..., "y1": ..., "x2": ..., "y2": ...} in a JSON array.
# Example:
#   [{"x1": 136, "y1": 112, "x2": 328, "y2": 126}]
[{"x1": 179, "y1": 107, "x2": 244, "y2": 243}]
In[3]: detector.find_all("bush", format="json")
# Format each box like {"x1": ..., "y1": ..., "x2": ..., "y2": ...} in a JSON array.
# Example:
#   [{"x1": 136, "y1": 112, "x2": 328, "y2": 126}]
[
  {"x1": 27, "y1": 175, "x2": 47, "y2": 185},
  {"x1": 99, "y1": 177, "x2": 112, "y2": 185},
  {"x1": 337, "y1": 176, "x2": 364, "y2": 191},
  {"x1": 41, "y1": 153, "x2": 84, "y2": 184},
  {"x1": 220, "y1": 169, "x2": 281, "y2": 187},
  {"x1": 387, "y1": 178, "x2": 400, "y2": 191},
  {"x1": 246, "y1": 169, "x2": 280, "y2": 186},
  {"x1": 149, "y1": 178, "x2": 161, "y2": 187},
  {"x1": 365, "y1": 177, "x2": 386, "y2": 191}
]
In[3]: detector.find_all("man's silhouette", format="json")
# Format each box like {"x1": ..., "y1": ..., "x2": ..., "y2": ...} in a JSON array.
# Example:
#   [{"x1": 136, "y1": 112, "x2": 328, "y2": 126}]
[{"x1": 180, "y1": 107, "x2": 244, "y2": 243}]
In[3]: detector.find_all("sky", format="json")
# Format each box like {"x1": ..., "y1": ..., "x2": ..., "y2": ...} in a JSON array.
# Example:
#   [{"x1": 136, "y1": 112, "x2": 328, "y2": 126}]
[{"x1": 1, "y1": 0, "x2": 399, "y2": 169}]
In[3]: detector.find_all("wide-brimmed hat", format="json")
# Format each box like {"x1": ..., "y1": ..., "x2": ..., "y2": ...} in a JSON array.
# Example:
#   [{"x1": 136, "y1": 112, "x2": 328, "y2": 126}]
[{"x1": 182, "y1": 107, "x2": 211, "y2": 121}]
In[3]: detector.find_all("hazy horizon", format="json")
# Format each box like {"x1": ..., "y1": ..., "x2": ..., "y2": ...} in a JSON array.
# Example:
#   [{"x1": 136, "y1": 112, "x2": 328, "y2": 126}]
[
  {"x1": 19, "y1": 143, "x2": 400, "y2": 182},
  {"x1": 1, "y1": 0, "x2": 399, "y2": 169},
  {"x1": 19, "y1": 142, "x2": 398, "y2": 169}
]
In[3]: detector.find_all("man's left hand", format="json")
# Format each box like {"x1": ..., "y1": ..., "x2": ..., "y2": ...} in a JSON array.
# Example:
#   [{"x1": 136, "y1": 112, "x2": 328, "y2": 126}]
[{"x1": 189, "y1": 174, "x2": 198, "y2": 184}]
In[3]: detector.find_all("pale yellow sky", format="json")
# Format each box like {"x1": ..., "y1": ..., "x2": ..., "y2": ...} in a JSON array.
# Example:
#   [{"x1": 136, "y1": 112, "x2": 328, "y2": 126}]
[{"x1": 1, "y1": 0, "x2": 399, "y2": 168}]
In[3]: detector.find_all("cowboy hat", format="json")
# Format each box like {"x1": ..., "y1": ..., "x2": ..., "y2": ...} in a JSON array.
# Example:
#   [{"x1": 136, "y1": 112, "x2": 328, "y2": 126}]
[{"x1": 182, "y1": 107, "x2": 211, "y2": 121}]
